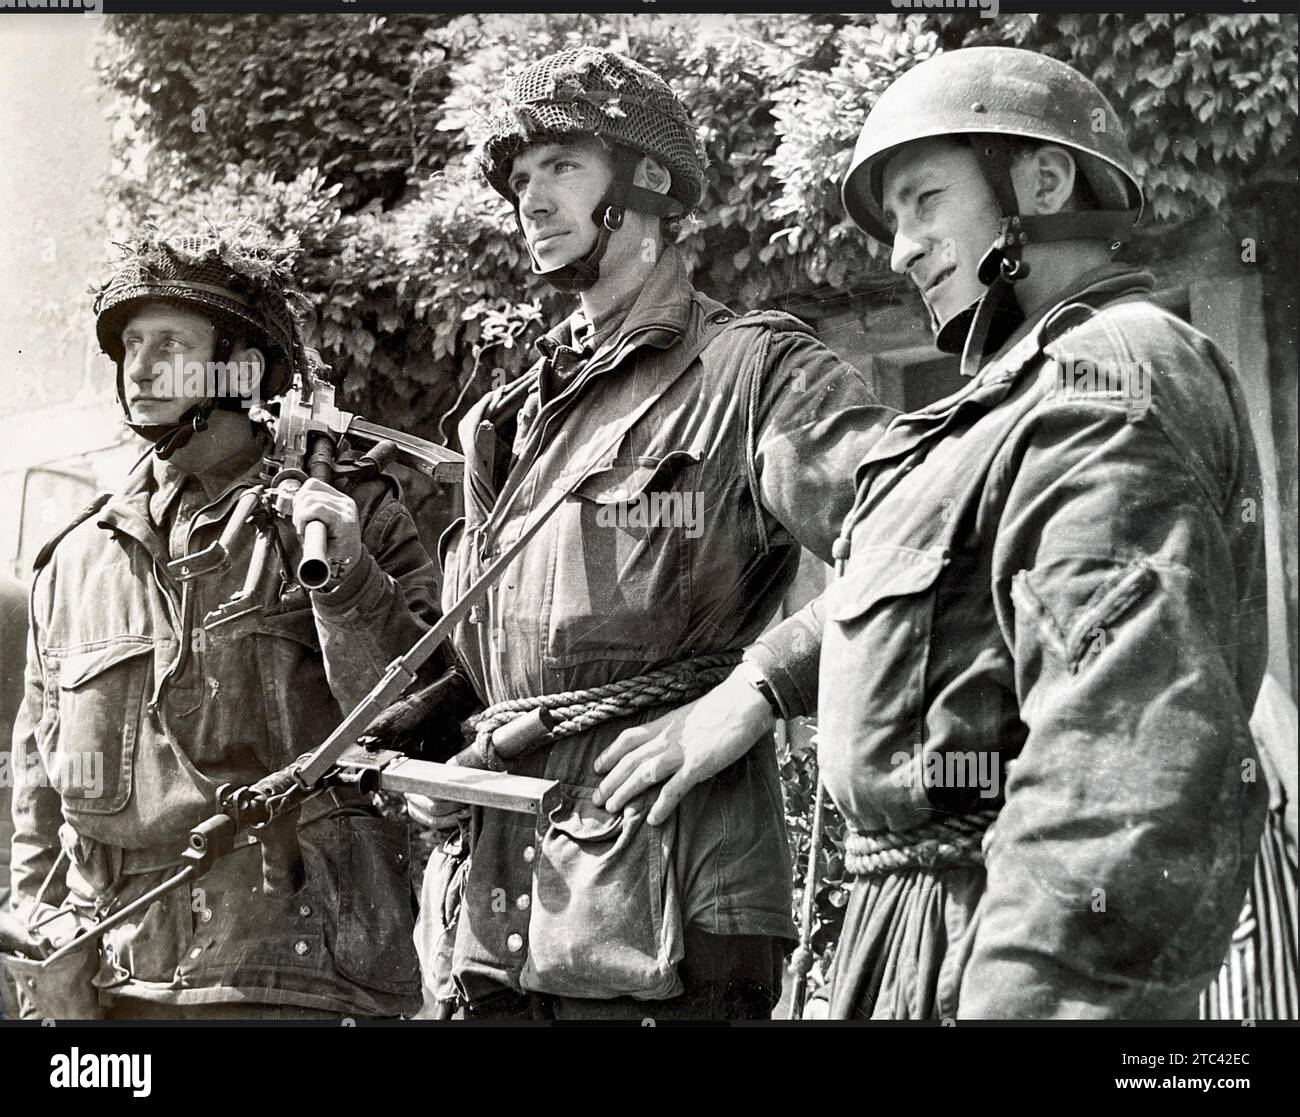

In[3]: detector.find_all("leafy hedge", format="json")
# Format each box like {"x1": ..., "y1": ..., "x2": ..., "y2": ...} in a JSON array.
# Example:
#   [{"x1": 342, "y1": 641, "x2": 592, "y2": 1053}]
[
  {"x1": 99, "y1": 12, "x2": 1297, "y2": 435},
  {"x1": 97, "y1": 11, "x2": 1298, "y2": 1013}
]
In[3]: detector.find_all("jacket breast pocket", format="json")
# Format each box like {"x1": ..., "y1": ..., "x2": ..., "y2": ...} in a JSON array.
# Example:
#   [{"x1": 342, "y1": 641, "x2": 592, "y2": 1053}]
[
  {"x1": 520, "y1": 786, "x2": 683, "y2": 1001},
  {"x1": 47, "y1": 639, "x2": 153, "y2": 815},
  {"x1": 818, "y1": 546, "x2": 948, "y2": 818},
  {"x1": 545, "y1": 451, "x2": 701, "y2": 669}
]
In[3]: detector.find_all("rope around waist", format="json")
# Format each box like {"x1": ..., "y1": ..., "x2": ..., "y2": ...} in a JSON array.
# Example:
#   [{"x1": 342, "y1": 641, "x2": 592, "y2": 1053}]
[
  {"x1": 463, "y1": 650, "x2": 745, "y2": 770},
  {"x1": 844, "y1": 810, "x2": 999, "y2": 879}
]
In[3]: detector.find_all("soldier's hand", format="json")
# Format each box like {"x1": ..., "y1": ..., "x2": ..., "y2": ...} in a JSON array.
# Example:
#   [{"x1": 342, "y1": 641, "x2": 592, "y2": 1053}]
[
  {"x1": 406, "y1": 793, "x2": 469, "y2": 832},
  {"x1": 592, "y1": 669, "x2": 774, "y2": 825},
  {"x1": 291, "y1": 477, "x2": 364, "y2": 571}
]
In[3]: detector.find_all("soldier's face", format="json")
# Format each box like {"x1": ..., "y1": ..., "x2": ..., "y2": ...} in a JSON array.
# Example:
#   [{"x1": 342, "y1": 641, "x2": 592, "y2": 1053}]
[
  {"x1": 509, "y1": 139, "x2": 613, "y2": 268},
  {"x1": 881, "y1": 138, "x2": 1003, "y2": 326},
  {"x1": 120, "y1": 302, "x2": 218, "y2": 426}
]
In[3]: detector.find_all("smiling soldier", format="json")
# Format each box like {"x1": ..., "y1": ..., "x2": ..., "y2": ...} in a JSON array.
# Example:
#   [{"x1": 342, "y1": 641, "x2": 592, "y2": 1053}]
[
  {"x1": 414, "y1": 46, "x2": 894, "y2": 1020},
  {"x1": 597, "y1": 46, "x2": 1270, "y2": 1019},
  {"x1": 6, "y1": 223, "x2": 438, "y2": 1019}
]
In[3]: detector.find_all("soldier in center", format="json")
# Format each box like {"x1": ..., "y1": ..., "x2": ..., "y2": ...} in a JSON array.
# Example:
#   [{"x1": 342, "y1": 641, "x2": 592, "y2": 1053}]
[{"x1": 415, "y1": 47, "x2": 894, "y2": 1019}]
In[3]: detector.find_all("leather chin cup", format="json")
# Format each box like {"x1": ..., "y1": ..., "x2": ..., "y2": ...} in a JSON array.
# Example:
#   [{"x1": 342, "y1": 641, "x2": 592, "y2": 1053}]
[
  {"x1": 933, "y1": 276, "x2": 1024, "y2": 367},
  {"x1": 123, "y1": 387, "x2": 263, "y2": 461}
]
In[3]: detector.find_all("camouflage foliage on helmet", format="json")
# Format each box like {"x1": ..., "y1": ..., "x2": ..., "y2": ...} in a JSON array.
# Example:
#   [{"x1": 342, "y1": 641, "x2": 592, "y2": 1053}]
[
  {"x1": 94, "y1": 218, "x2": 308, "y2": 399},
  {"x1": 476, "y1": 46, "x2": 707, "y2": 214}
]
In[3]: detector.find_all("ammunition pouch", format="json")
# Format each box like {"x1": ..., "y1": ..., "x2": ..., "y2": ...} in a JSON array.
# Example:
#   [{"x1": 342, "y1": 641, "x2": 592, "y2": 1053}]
[{"x1": 3, "y1": 941, "x2": 104, "y2": 1021}]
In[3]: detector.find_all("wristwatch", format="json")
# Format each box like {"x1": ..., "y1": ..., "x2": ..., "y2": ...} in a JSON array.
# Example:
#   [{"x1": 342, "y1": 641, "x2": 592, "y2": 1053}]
[{"x1": 737, "y1": 659, "x2": 784, "y2": 720}]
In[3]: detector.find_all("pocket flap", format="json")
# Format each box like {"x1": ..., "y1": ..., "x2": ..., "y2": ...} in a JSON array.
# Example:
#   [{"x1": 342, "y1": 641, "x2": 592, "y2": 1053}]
[
  {"x1": 546, "y1": 793, "x2": 623, "y2": 843},
  {"x1": 564, "y1": 451, "x2": 702, "y2": 505},
  {"x1": 827, "y1": 545, "x2": 948, "y2": 622},
  {"x1": 57, "y1": 641, "x2": 153, "y2": 690}
]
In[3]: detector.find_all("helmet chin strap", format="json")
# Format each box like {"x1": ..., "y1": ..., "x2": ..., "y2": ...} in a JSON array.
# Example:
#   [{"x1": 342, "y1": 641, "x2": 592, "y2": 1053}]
[
  {"x1": 520, "y1": 145, "x2": 682, "y2": 294},
  {"x1": 937, "y1": 137, "x2": 1136, "y2": 378},
  {"x1": 124, "y1": 399, "x2": 216, "y2": 461},
  {"x1": 115, "y1": 335, "x2": 261, "y2": 461}
]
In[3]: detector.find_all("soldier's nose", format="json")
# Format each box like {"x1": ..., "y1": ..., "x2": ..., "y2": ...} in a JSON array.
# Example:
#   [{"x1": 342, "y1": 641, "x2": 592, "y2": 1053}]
[{"x1": 891, "y1": 230, "x2": 926, "y2": 277}]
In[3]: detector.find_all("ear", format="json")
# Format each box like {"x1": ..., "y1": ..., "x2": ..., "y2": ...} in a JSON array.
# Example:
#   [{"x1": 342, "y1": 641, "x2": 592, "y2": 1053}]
[
  {"x1": 1014, "y1": 144, "x2": 1078, "y2": 216},
  {"x1": 226, "y1": 344, "x2": 266, "y2": 403},
  {"x1": 634, "y1": 155, "x2": 672, "y2": 196}
]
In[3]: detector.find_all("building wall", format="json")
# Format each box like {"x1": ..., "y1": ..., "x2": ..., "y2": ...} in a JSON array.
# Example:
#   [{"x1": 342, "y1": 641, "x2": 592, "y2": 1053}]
[{"x1": 0, "y1": 16, "x2": 128, "y2": 579}]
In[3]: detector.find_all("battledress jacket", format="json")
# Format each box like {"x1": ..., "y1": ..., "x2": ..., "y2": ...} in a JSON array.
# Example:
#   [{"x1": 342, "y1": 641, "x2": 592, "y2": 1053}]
[
  {"x1": 438, "y1": 244, "x2": 894, "y2": 1002},
  {"x1": 748, "y1": 264, "x2": 1270, "y2": 1018},
  {"x1": 10, "y1": 442, "x2": 438, "y2": 1015}
]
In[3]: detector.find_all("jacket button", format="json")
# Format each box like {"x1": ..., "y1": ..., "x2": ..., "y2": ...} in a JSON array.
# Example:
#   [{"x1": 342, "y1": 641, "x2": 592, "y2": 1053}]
[
  {"x1": 298, "y1": 904, "x2": 312, "y2": 918},
  {"x1": 516, "y1": 894, "x2": 530, "y2": 911},
  {"x1": 189, "y1": 947, "x2": 203, "y2": 959},
  {"x1": 294, "y1": 940, "x2": 311, "y2": 956},
  {"x1": 522, "y1": 845, "x2": 535, "y2": 864},
  {"x1": 506, "y1": 933, "x2": 524, "y2": 953}
]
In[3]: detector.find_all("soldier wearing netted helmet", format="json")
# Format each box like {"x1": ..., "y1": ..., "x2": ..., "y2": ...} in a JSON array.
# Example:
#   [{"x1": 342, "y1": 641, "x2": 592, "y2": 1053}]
[
  {"x1": 6, "y1": 221, "x2": 440, "y2": 1019},
  {"x1": 600, "y1": 45, "x2": 1270, "y2": 1019},
  {"x1": 413, "y1": 46, "x2": 895, "y2": 1019}
]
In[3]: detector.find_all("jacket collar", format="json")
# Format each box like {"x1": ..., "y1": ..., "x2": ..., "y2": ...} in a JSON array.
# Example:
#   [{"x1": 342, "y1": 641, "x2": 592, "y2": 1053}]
[
  {"x1": 854, "y1": 264, "x2": 1155, "y2": 478},
  {"x1": 974, "y1": 262, "x2": 1155, "y2": 394},
  {"x1": 97, "y1": 437, "x2": 268, "y2": 568},
  {"x1": 534, "y1": 242, "x2": 691, "y2": 367}
]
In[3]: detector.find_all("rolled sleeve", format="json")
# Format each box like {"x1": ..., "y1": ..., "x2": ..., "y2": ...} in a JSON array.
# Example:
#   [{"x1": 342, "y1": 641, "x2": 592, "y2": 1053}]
[{"x1": 745, "y1": 596, "x2": 825, "y2": 721}]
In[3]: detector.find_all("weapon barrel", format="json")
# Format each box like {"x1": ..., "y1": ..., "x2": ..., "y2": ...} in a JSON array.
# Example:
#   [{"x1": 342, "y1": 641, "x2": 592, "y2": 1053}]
[
  {"x1": 297, "y1": 432, "x2": 337, "y2": 589},
  {"x1": 298, "y1": 521, "x2": 331, "y2": 589}
]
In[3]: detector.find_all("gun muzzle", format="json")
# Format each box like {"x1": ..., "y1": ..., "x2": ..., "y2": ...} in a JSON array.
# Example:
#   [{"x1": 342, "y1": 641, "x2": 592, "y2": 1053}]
[
  {"x1": 298, "y1": 520, "x2": 331, "y2": 589},
  {"x1": 297, "y1": 431, "x2": 337, "y2": 589}
]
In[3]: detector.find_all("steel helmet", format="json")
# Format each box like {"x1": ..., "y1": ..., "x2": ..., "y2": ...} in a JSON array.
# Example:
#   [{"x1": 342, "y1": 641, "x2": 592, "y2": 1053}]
[
  {"x1": 842, "y1": 46, "x2": 1142, "y2": 248},
  {"x1": 842, "y1": 47, "x2": 1142, "y2": 372},
  {"x1": 477, "y1": 46, "x2": 706, "y2": 292},
  {"x1": 94, "y1": 221, "x2": 307, "y2": 457}
]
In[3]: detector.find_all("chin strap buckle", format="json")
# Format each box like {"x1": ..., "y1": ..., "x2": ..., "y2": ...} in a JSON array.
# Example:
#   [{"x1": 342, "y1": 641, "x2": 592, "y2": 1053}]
[{"x1": 978, "y1": 216, "x2": 1031, "y2": 286}]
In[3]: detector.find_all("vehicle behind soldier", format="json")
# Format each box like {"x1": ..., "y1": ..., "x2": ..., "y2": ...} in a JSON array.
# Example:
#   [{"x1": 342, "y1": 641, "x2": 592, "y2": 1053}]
[
  {"x1": 5, "y1": 223, "x2": 439, "y2": 1019},
  {"x1": 412, "y1": 46, "x2": 895, "y2": 1020},
  {"x1": 600, "y1": 45, "x2": 1270, "y2": 1019}
]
